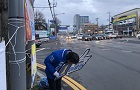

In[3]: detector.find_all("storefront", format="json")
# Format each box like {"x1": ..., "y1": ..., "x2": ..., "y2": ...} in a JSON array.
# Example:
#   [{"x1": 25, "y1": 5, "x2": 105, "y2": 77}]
[{"x1": 113, "y1": 8, "x2": 140, "y2": 36}]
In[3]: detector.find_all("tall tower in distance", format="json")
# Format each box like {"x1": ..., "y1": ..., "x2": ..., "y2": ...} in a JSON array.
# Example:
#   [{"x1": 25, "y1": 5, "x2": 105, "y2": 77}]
[{"x1": 73, "y1": 14, "x2": 89, "y2": 33}]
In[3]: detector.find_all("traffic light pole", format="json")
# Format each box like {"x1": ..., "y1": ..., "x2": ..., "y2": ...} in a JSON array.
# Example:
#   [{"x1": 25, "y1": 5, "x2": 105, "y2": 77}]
[{"x1": 9, "y1": 0, "x2": 26, "y2": 90}]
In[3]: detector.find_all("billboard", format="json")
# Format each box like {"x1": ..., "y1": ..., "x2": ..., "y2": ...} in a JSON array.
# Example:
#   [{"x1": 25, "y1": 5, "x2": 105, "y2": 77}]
[{"x1": 59, "y1": 27, "x2": 68, "y2": 31}]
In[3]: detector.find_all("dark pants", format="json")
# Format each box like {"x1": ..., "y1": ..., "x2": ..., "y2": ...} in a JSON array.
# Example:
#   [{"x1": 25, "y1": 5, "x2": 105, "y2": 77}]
[{"x1": 47, "y1": 77, "x2": 62, "y2": 90}]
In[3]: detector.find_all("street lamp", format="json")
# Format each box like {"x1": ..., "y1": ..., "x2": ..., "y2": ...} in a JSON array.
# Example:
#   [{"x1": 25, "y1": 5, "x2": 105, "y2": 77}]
[
  {"x1": 54, "y1": 13, "x2": 65, "y2": 37},
  {"x1": 55, "y1": 13, "x2": 65, "y2": 16}
]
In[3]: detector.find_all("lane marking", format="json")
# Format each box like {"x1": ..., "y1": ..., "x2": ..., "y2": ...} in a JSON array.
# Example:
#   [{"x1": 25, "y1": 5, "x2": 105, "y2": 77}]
[
  {"x1": 121, "y1": 50, "x2": 132, "y2": 53},
  {"x1": 37, "y1": 63, "x2": 87, "y2": 90},
  {"x1": 64, "y1": 76, "x2": 86, "y2": 90},
  {"x1": 62, "y1": 77, "x2": 80, "y2": 90},
  {"x1": 37, "y1": 63, "x2": 45, "y2": 69},
  {"x1": 36, "y1": 48, "x2": 46, "y2": 52}
]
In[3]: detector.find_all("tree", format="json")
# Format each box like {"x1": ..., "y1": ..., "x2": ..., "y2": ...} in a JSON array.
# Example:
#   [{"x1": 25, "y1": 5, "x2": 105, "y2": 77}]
[{"x1": 34, "y1": 10, "x2": 47, "y2": 30}]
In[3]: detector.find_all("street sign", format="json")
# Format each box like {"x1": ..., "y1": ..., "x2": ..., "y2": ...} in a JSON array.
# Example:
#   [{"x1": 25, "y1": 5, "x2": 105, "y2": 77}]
[
  {"x1": 59, "y1": 27, "x2": 68, "y2": 30},
  {"x1": 50, "y1": 20, "x2": 54, "y2": 23}
]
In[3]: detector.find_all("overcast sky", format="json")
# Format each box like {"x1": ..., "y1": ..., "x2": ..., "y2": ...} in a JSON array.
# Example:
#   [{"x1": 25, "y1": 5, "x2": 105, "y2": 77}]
[{"x1": 34, "y1": 0, "x2": 140, "y2": 26}]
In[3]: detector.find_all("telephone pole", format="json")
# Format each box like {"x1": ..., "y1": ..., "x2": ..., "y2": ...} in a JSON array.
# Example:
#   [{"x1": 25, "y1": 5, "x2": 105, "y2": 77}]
[
  {"x1": 9, "y1": 0, "x2": 26, "y2": 90},
  {"x1": 107, "y1": 11, "x2": 111, "y2": 30},
  {"x1": 53, "y1": 0, "x2": 57, "y2": 36}
]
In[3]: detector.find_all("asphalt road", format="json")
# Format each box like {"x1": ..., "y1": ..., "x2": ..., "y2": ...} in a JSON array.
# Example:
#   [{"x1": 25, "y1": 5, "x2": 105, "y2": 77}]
[{"x1": 36, "y1": 37, "x2": 140, "y2": 90}]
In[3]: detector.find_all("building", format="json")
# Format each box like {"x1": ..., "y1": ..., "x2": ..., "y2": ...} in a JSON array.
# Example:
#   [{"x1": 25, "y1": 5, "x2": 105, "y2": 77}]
[
  {"x1": 73, "y1": 14, "x2": 89, "y2": 33},
  {"x1": 82, "y1": 23, "x2": 98, "y2": 34},
  {"x1": 113, "y1": 8, "x2": 140, "y2": 36}
]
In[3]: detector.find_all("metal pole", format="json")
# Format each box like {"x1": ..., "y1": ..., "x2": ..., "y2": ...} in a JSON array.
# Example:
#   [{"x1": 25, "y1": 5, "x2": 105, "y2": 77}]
[
  {"x1": 96, "y1": 18, "x2": 99, "y2": 34},
  {"x1": 107, "y1": 12, "x2": 111, "y2": 30},
  {"x1": 9, "y1": 0, "x2": 26, "y2": 90}
]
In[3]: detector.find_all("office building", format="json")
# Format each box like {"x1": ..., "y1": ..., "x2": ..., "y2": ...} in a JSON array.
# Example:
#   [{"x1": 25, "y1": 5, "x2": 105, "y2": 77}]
[
  {"x1": 73, "y1": 14, "x2": 89, "y2": 33},
  {"x1": 113, "y1": 8, "x2": 140, "y2": 36}
]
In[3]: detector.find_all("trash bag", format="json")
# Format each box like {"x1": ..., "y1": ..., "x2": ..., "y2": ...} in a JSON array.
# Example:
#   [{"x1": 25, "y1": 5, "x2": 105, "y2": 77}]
[{"x1": 38, "y1": 78, "x2": 49, "y2": 90}]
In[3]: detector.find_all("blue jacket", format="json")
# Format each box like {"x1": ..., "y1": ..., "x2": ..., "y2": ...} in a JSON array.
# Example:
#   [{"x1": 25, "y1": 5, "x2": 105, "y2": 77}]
[{"x1": 44, "y1": 49, "x2": 72, "y2": 79}]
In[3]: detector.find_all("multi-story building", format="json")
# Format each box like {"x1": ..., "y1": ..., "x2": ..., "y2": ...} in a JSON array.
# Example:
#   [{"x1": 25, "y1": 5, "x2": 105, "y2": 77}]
[
  {"x1": 73, "y1": 14, "x2": 80, "y2": 32},
  {"x1": 82, "y1": 23, "x2": 98, "y2": 34},
  {"x1": 113, "y1": 8, "x2": 140, "y2": 36},
  {"x1": 73, "y1": 14, "x2": 89, "y2": 33}
]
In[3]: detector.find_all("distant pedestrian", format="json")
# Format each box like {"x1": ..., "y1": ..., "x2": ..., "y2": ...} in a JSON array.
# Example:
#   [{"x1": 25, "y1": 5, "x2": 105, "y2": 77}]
[{"x1": 44, "y1": 49, "x2": 79, "y2": 90}]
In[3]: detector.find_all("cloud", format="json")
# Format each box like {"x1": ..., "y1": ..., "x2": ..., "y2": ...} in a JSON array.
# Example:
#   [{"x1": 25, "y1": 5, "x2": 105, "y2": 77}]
[{"x1": 34, "y1": 0, "x2": 140, "y2": 26}]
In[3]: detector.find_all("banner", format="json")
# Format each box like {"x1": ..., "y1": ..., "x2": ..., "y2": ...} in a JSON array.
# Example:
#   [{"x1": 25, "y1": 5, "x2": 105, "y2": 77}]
[
  {"x1": 24, "y1": 0, "x2": 35, "y2": 41},
  {"x1": 31, "y1": 44, "x2": 37, "y2": 88},
  {"x1": 0, "y1": 41, "x2": 6, "y2": 90}
]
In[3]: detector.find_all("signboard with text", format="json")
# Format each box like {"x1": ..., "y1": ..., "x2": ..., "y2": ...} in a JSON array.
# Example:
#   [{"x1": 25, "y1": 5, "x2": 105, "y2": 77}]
[{"x1": 55, "y1": 49, "x2": 92, "y2": 80}]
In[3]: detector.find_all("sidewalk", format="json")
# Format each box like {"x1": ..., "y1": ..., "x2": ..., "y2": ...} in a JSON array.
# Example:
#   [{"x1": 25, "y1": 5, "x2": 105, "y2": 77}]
[
  {"x1": 119, "y1": 37, "x2": 140, "y2": 41},
  {"x1": 114, "y1": 37, "x2": 140, "y2": 44}
]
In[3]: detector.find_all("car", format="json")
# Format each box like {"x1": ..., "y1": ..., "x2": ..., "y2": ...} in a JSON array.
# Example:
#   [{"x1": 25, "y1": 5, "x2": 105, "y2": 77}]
[
  {"x1": 82, "y1": 34, "x2": 92, "y2": 41},
  {"x1": 136, "y1": 33, "x2": 140, "y2": 39},
  {"x1": 100, "y1": 34, "x2": 110, "y2": 39},
  {"x1": 108, "y1": 33, "x2": 117, "y2": 39},
  {"x1": 40, "y1": 37, "x2": 50, "y2": 42},
  {"x1": 116, "y1": 34, "x2": 123, "y2": 38},
  {"x1": 92, "y1": 34, "x2": 103, "y2": 40},
  {"x1": 77, "y1": 33, "x2": 83, "y2": 40},
  {"x1": 35, "y1": 39, "x2": 42, "y2": 48},
  {"x1": 71, "y1": 35, "x2": 77, "y2": 39},
  {"x1": 66, "y1": 35, "x2": 71, "y2": 40}
]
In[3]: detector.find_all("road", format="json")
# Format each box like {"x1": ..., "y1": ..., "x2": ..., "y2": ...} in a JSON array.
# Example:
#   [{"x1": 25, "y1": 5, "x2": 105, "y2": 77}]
[{"x1": 36, "y1": 37, "x2": 140, "y2": 90}]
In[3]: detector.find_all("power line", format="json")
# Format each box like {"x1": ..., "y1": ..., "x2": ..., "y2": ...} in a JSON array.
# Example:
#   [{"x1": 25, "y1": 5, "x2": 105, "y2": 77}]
[{"x1": 47, "y1": 0, "x2": 54, "y2": 19}]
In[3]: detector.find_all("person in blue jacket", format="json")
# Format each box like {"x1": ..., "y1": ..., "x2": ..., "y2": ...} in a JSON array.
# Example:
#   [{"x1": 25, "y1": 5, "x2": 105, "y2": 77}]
[{"x1": 44, "y1": 49, "x2": 79, "y2": 90}]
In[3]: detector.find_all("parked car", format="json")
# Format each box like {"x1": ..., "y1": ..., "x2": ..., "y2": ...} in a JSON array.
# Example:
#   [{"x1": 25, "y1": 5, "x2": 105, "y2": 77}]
[
  {"x1": 40, "y1": 37, "x2": 50, "y2": 42},
  {"x1": 92, "y1": 34, "x2": 103, "y2": 40},
  {"x1": 116, "y1": 34, "x2": 123, "y2": 38},
  {"x1": 136, "y1": 33, "x2": 140, "y2": 39},
  {"x1": 100, "y1": 34, "x2": 110, "y2": 39},
  {"x1": 35, "y1": 39, "x2": 42, "y2": 48},
  {"x1": 82, "y1": 34, "x2": 92, "y2": 41},
  {"x1": 108, "y1": 33, "x2": 117, "y2": 39}
]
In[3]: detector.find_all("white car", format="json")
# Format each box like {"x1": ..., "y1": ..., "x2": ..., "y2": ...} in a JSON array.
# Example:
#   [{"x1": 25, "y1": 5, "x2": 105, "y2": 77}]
[
  {"x1": 77, "y1": 33, "x2": 83, "y2": 40},
  {"x1": 77, "y1": 35, "x2": 83, "y2": 40},
  {"x1": 136, "y1": 33, "x2": 140, "y2": 39},
  {"x1": 108, "y1": 34, "x2": 117, "y2": 39}
]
